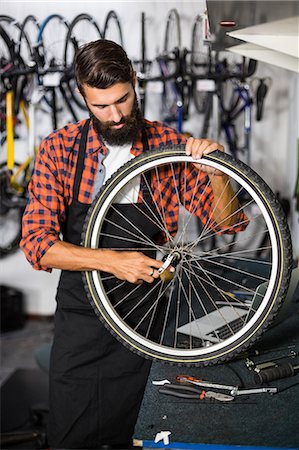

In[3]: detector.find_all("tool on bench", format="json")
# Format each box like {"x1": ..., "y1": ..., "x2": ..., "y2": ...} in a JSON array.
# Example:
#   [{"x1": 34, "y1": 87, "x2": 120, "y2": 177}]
[
  {"x1": 245, "y1": 350, "x2": 297, "y2": 372},
  {"x1": 158, "y1": 383, "x2": 234, "y2": 402},
  {"x1": 254, "y1": 362, "x2": 299, "y2": 385},
  {"x1": 176, "y1": 375, "x2": 277, "y2": 397}
]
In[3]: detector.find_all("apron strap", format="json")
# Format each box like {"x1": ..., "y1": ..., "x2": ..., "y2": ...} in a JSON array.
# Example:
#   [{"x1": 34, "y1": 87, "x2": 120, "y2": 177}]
[
  {"x1": 73, "y1": 119, "x2": 91, "y2": 201},
  {"x1": 141, "y1": 127, "x2": 152, "y2": 202}
]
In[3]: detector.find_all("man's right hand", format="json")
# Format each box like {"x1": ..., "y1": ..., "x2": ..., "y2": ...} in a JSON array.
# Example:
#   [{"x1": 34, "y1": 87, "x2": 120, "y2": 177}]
[{"x1": 105, "y1": 250, "x2": 165, "y2": 284}]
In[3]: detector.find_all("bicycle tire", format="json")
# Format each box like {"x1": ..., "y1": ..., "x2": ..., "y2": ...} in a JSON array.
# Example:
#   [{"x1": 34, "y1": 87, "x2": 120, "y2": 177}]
[
  {"x1": 0, "y1": 15, "x2": 31, "y2": 67},
  {"x1": 0, "y1": 22, "x2": 16, "y2": 67},
  {"x1": 164, "y1": 9, "x2": 181, "y2": 53},
  {"x1": 64, "y1": 13, "x2": 102, "y2": 68},
  {"x1": 17, "y1": 15, "x2": 40, "y2": 66},
  {"x1": 103, "y1": 10, "x2": 123, "y2": 46},
  {"x1": 82, "y1": 147, "x2": 292, "y2": 366},
  {"x1": 63, "y1": 13, "x2": 102, "y2": 110},
  {"x1": 136, "y1": 11, "x2": 148, "y2": 116},
  {"x1": 0, "y1": 162, "x2": 27, "y2": 258},
  {"x1": 0, "y1": 205, "x2": 24, "y2": 258},
  {"x1": 0, "y1": 23, "x2": 28, "y2": 119},
  {"x1": 36, "y1": 14, "x2": 70, "y2": 68}
]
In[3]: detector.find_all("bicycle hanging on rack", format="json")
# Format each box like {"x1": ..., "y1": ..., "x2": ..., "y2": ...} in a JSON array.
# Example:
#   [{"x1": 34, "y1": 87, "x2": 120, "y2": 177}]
[
  {"x1": 0, "y1": 21, "x2": 33, "y2": 257},
  {"x1": 159, "y1": 8, "x2": 186, "y2": 133},
  {"x1": 64, "y1": 13, "x2": 103, "y2": 112},
  {"x1": 102, "y1": 10, "x2": 123, "y2": 46}
]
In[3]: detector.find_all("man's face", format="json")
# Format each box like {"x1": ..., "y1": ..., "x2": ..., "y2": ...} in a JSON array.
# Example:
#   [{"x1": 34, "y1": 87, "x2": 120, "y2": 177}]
[{"x1": 82, "y1": 82, "x2": 143, "y2": 146}]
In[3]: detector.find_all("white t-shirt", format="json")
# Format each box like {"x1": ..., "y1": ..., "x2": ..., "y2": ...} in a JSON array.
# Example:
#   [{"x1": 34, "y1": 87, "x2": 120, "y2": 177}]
[{"x1": 103, "y1": 143, "x2": 140, "y2": 204}]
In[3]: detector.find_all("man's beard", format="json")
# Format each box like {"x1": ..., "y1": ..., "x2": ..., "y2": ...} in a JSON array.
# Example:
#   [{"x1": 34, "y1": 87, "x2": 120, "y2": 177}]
[{"x1": 90, "y1": 96, "x2": 144, "y2": 146}]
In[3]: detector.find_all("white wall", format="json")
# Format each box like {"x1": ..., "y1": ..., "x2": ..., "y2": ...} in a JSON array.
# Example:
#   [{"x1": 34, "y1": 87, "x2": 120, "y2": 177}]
[{"x1": 1, "y1": 1, "x2": 298, "y2": 314}]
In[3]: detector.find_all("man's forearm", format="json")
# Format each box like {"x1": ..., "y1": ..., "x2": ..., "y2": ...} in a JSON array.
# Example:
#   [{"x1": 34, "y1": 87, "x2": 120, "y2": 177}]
[
  {"x1": 40, "y1": 241, "x2": 117, "y2": 272},
  {"x1": 40, "y1": 240, "x2": 165, "y2": 284},
  {"x1": 209, "y1": 174, "x2": 240, "y2": 227}
]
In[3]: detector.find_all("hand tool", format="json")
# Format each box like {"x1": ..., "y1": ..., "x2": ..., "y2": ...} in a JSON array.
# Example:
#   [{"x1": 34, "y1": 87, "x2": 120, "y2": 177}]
[
  {"x1": 176, "y1": 375, "x2": 277, "y2": 396},
  {"x1": 254, "y1": 362, "x2": 299, "y2": 385},
  {"x1": 158, "y1": 383, "x2": 234, "y2": 402},
  {"x1": 176, "y1": 375, "x2": 236, "y2": 391},
  {"x1": 230, "y1": 387, "x2": 277, "y2": 396},
  {"x1": 245, "y1": 350, "x2": 297, "y2": 372}
]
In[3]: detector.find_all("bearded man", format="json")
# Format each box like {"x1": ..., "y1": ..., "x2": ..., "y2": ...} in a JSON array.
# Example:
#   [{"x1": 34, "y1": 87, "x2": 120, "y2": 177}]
[{"x1": 21, "y1": 40, "x2": 239, "y2": 449}]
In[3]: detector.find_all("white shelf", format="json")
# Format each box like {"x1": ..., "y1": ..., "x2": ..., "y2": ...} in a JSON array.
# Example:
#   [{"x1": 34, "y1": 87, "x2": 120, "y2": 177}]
[
  {"x1": 226, "y1": 16, "x2": 299, "y2": 72},
  {"x1": 228, "y1": 42, "x2": 299, "y2": 73}
]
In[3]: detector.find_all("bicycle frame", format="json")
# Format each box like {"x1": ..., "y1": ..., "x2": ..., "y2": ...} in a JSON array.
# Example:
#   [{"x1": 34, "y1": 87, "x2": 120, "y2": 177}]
[
  {"x1": 157, "y1": 52, "x2": 184, "y2": 133},
  {"x1": 220, "y1": 80, "x2": 252, "y2": 164}
]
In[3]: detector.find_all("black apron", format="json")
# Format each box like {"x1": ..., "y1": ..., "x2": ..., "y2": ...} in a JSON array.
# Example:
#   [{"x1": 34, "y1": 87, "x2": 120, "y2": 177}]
[{"x1": 49, "y1": 120, "x2": 162, "y2": 448}]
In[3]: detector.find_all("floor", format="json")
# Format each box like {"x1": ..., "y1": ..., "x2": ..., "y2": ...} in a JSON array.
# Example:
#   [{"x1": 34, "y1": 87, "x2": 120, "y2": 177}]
[{"x1": 1, "y1": 318, "x2": 54, "y2": 387}]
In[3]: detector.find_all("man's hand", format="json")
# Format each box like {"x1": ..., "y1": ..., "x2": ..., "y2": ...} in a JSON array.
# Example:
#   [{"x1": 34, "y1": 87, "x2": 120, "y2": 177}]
[
  {"x1": 186, "y1": 137, "x2": 224, "y2": 176},
  {"x1": 106, "y1": 250, "x2": 166, "y2": 284}
]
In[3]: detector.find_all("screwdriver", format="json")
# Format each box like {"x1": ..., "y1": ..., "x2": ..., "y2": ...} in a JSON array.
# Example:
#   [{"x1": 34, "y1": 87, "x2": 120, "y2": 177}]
[{"x1": 254, "y1": 362, "x2": 299, "y2": 385}]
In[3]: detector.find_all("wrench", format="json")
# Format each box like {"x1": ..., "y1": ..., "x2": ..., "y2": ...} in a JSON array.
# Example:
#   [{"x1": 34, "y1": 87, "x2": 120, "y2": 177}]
[
  {"x1": 230, "y1": 387, "x2": 277, "y2": 396},
  {"x1": 176, "y1": 375, "x2": 236, "y2": 391},
  {"x1": 176, "y1": 375, "x2": 277, "y2": 397}
]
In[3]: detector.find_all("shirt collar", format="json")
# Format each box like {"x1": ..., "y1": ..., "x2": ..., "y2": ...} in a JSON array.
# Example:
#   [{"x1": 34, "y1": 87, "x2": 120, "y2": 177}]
[{"x1": 87, "y1": 120, "x2": 106, "y2": 155}]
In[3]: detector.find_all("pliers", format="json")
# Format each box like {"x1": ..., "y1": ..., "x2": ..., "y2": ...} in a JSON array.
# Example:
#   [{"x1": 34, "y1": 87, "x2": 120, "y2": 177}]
[{"x1": 158, "y1": 383, "x2": 234, "y2": 402}]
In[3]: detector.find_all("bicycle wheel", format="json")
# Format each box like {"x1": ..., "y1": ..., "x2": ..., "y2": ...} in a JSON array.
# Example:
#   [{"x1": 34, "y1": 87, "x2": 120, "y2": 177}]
[
  {"x1": 161, "y1": 10, "x2": 184, "y2": 129},
  {"x1": 63, "y1": 13, "x2": 102, "y2": 110},
  {"x1": 17, "y1": 15, "x2": 40, "y2": 66},
  {"x1": 135, "y1": 11, "x2": 148, "y2": 116},
  {"x1": 64, "y1": 13, "x2": 102, "y2": 69},
  {"x1": 36, "y1": 14, "x2": 69, "y2": 69},
  {"x1": 0, "y1": 22, "x2": 15, "y2": 70},
  {"x1": 103, "y1": 10, "x2": 123, "y2": 46},
  {"x1": 0, "y1": 205, "x2": 24, "y2": 258},
  {"x1": 82, "y1": 147, "x2": 292, "y2": 366},
  {"x1": 0, "y1": 162, "x2": 27, "y2": 258},
  {"x1": 0, "y1": 18, "x2": 30, "y2": 113},
  {"x1": 164, "y1": 9, "x2": 181, "y2": 53},
  {"x1": 191, "y1": 15, "x2": 212, "y2": 115}
]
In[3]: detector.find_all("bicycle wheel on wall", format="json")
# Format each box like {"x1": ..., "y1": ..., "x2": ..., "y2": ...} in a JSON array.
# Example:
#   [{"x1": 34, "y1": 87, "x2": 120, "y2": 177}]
[
  {"x1": 164, "y1": 8, "x2": 181, "y2": 53},
  {"x1": 0, "y1": 162, "x2": 27, "y2": 258},
  {"x1": 36, "y1": 14, "x2": 70, "y2": 69},
  {"x1": 63, "y1": 13, "x2": 102, "y2": 111},
  {"x1": 17, "y1": 15, "x2": 40, "y2": 67},
  {"x1": 0, "y1": 205, "x2": 24, "y2": 258},
  {"x1": 103, "y1": 10, "x2": 123, "y2": 46},
  {"x1": 161, "y1": 9, "x2": 183, "y2": 130},
  {"x1": 82, "y1": 147, "x2": 292, "y2": 366}
]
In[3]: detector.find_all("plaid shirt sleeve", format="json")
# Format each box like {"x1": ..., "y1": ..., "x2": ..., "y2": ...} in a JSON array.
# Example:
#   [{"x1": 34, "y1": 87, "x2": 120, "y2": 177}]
[{"x1": 20, "y1": 136, "x2": 67, "y2": 271}]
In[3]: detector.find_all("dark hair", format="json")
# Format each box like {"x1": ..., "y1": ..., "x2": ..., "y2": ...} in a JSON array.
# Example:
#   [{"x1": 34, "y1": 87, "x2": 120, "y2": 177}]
[{"x1": 74, "y1": 39, "x2": 134, "y2": 95}]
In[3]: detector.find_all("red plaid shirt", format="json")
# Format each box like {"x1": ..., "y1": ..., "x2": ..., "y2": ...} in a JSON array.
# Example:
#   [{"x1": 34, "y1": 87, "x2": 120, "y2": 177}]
[{"x1": 21, "y1": 119, "x2": 246, "y2": 271}]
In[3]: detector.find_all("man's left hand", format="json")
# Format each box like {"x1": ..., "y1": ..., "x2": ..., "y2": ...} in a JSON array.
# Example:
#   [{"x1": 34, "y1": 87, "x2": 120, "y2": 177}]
[{"x1": 185, "y1": 137, "x2": 224, "y2": 176}]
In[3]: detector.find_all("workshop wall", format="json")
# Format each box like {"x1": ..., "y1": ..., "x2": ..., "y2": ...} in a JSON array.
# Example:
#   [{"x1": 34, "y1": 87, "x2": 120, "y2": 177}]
[{"x1": 1, "y1": 1, "x2": 298, "y2": 315}]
